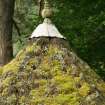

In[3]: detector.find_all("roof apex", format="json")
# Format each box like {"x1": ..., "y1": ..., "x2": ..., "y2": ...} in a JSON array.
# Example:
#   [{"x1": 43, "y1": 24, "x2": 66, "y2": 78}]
[{"x1": 30, "y1": 18, "x2": 65, "y2": 39}]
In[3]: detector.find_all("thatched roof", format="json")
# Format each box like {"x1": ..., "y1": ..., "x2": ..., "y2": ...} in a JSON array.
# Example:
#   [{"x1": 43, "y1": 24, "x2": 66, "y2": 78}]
[{"x1": 0, "y1": 38, "x2": 105, "y2": 105}]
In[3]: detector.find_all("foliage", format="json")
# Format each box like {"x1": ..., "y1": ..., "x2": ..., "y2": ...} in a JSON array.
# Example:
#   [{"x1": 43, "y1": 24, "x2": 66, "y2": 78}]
[
  {"x1": 52, "y1": 0, "x2": 105, "y2": 79},
  {"x1": 13, "y1": 0, "x2": 105, "y2": 79}
]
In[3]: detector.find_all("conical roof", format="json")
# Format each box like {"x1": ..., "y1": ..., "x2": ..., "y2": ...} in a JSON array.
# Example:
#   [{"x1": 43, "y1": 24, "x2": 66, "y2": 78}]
[
  {"x1": 0, "y1": 1, "x2": 105, "y2": 105},
  {"x1": 0, "y1": 38, "x2": 105, "y2": 105}
]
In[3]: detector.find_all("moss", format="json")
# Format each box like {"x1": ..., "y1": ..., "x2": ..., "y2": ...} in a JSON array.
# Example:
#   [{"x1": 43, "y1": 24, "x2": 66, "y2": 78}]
[
  {"x1": 97, "y1": 82, "x2": 105, "y2": 96},
  {"x1": 19, "y1": 96, "x2": 26, "y2": 104},
  {"x1": 0, "y1": 67, "x2": 3, "y2": 75},
  {"x1": 27, "y1": 58, "x2": 38, "y2": 66},
  {"x1": 2, "y1": 77, "x2": 13, "y2": 87},
  {"x1": 6, "y1": 94, "x2": 17, "y2": 104},
  {"x1": 2, "y1": 88, "x2": 8, "y2": 96},
  {"x1": 52, "y1": 74, "x2": 77, "y2": 94},
  {"x1": 47, "y1": 45, "x2": 64, "y2": 57},
  {"x1": 0, "y1": 38, "x2": 105, "y2": 105},
  {"x1": 78, "y1": 82, "x2": 90, "y2": 97},
  {"x1": 54, "y1": 74, "x2": 73, "y2": 84},
  {"x1": 2, "y1": 60, "x2": 20, "y2": 74},
  {"x1": 54, "y1": 94, "x2": 80, "y2": 105},
  {"x1": 1, "y1": 43, "x2": 41, "y2": 75},
  {"x1": 15, "y1": 49, "x2": 26, "y2": 61},
  {"x1": 2, "y1": 49, "x2": 26, "y2": 75},
  {"x1": 29, "y1": 93, "x2": 80, "y2": 105},
  {"x1": 25, "y1": 43, "x2": 36, "y2": 53},
  {"x1": 74, "y1": 77, "x2": 81, "y2": 83}
]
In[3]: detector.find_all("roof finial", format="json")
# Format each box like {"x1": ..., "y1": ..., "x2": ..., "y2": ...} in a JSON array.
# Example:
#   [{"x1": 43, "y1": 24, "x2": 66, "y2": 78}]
[
  {"x1": 41, "y1": 0, "x2": 53, "y2": 18},
  {"x1": 30, "y1": 0, "x2": 65, "y2": 39}
]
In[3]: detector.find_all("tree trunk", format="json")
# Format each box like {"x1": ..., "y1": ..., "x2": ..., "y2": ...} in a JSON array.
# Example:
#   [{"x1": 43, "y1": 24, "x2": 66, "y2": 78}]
[{"x1": 0, "y1": 0, "x2": 15, "y2": 66}]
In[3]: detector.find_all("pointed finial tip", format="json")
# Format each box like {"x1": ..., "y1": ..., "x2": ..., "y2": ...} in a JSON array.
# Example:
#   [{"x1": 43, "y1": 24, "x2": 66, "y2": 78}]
[{"x1": 41, "y1": 0, "x2": 53, "y2": 18}]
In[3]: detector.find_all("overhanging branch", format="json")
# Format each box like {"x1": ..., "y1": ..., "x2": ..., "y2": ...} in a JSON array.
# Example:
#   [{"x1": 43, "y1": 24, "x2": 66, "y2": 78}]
[{"x1": 13, "y1": 19, "x2": 22, "y2": 43}]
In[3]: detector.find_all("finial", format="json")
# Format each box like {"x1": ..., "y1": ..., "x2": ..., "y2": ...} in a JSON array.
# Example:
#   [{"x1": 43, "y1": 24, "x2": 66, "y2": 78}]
[
  {"x1": 30, "y1": 0, "x2": 65, "y2": 39},
  {"x1": 41, "y1": 0, "x2": 53, "y2": 18}
]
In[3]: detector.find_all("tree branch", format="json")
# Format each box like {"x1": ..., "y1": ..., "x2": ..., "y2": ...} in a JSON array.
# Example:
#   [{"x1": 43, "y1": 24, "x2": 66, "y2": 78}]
[
  {"x1": 13, "y1": 19, "x2": 21, "y2": 36},
  {"x1": 13, "y1": 19, "x2": 22, "y2": 43}
]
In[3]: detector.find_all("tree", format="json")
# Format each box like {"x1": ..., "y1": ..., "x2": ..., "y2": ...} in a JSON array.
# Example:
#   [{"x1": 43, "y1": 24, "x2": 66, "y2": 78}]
[{"x1": 0, "y1": 0, "x2": 15, "y2": 65}]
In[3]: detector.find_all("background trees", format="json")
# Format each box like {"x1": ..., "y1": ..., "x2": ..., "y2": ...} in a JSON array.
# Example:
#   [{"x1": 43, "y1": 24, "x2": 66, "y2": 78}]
[
  {"x1": 13, "y1": 0, "x2": 105, "y2": 79},
  {"x1": 0, "y1": 0, "x2": 105, "y2": 79},
  {"x1": 0, "y1": 0, "x2": 15, "y2": 65}
]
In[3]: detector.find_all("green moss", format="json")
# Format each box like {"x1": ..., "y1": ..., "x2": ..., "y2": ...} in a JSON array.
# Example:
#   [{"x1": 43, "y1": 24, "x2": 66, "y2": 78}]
[
  {"x1": 54, "y1": 94, "x2": 80, "y2": 105},
  {"x1": 0, "y1": 39, "x2": 105, "y2": 105},
  {"x1": 19, "y1": 96, "x2": 26, "y2": 104},
  {"x1": 27, "y1": 58, "x2": 38, "y2": 66},
  {"x1": 1, "y1": 43, "x2": 41, "y2": 75},
  {"x1": 25, "y1": 43, "x2": 41, "y2": 55},
  {"x1": 53, "y1": 75, "x2": 73, "y2": 84},
  {"x1": 0, "y1": 67, "x2": 3, "y2": 75},
  {"x1": 78, "y1": 82, "x2": 90, "y2": 97},
  {"x1": 97, "y1": 82, "x2": 105, "y2": 96},
  {"x1": 2, "y1": 87, "x2": 9, "y2": 96},
  {"x1": 2, "y1": 60, "x2": 19, "y2": 74},
  {"x1": 29, "y1": 93, "x2": 80, "y2": 105},
  {"x1": 6, "y1": 94, "x2": 17, "y2": 104},
  {"x1": 2, "y1": 49, "x2": 26, "y2": 75},
  {"x1": 25, "y1": 43, "x2": 36, "y2": 53},
  {"x1": 2, "y1": 77, "x2": 13, "y2": 87},
  {"x1": 47, "y1": 45, "x2": 64, "y2": 57}
]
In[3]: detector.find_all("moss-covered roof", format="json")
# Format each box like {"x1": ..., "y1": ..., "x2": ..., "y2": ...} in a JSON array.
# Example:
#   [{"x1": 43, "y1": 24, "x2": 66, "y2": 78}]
[{"x1": 0, "y1": 37, "x2": 105, "y2": 105}]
